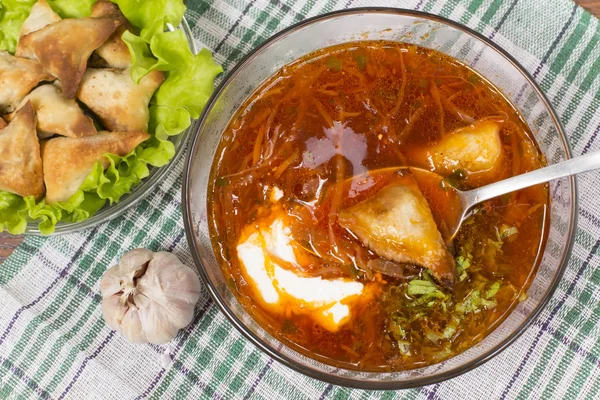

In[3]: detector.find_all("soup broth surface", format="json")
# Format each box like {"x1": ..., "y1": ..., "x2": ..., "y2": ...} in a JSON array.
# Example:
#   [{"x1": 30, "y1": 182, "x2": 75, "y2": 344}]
[{"x1": 208, "y1": 41, "x2": 549, "y2": 371}]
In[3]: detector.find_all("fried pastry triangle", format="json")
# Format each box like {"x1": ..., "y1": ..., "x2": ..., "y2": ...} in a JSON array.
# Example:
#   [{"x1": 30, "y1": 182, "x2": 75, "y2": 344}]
[
  {"x1": 339, "y1": 175, "x2": 455, "y2": 289},
  {"x1": 19, "y1": 16, "x2": 123, "y2": 99},
  {"x1": 0, "y1": 102, "x2": 45, "y2": 200},
  {"x1": 42, "y1": 131, "x2": 149, "y2": 203},
  {"x1": 408, "y1": 121, "x2": 504, "y2": 185},
  {"x1": 90, "y1": 0, "x2": 132, "y2": 69},
  {"x1": 0, "y1": 51, "x2": 54, "y2": 114},
  {"x1": 77, "y1": 68, "x2": 165, "y2": 132},
  {"x1": 16, "y1": 0, "x2": 62, "y2": 58},
  {"x1": 7, "y1": 83, "x2": 97, "y2": 139}
]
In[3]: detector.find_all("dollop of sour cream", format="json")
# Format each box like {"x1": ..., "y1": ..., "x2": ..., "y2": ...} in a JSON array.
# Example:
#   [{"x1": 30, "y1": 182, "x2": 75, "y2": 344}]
[{"x1": 236, "y1": 213, "x2": 364, "y2": 332}]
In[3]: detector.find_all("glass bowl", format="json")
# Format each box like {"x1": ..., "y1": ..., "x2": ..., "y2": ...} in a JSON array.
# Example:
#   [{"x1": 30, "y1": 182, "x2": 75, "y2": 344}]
[
  {"x1": 23, "y1": 18, "x2": 197, "y2": 235},
  {"x1": 182, "y1": 8, "x2": 577, "y2": 389}
]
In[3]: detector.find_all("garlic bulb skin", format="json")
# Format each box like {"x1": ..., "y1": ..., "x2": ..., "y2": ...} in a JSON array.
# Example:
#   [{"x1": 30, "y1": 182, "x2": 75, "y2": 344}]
[{"x1": 101, "y1": 249, "x2": 201, "y2": 344}]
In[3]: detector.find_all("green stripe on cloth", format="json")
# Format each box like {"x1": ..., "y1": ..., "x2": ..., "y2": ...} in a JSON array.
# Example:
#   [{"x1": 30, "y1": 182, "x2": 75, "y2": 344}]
[{"x1": 1, "y1": 0, "x2": 600, "y2": 398}]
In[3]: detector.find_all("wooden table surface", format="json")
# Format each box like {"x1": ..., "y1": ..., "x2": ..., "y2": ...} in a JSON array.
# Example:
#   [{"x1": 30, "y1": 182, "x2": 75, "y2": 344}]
[
  {"x1": 0, "y1": 0, "x2": 598, "y2": 263},
  {"x1": 578, "y1": 0, "x2": 600, "y2": 15}
]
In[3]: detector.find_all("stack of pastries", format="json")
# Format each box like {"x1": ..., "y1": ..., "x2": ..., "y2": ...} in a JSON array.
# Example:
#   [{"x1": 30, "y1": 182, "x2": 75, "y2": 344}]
[{"x1": 0, "y1": 0, "x2": 164, "y2": 204}]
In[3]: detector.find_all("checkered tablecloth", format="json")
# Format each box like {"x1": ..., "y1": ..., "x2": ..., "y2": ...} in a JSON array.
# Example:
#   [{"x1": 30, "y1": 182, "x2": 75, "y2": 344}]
[{"x1": 2, "y1": 0, "x2": 600, "y2": 398}]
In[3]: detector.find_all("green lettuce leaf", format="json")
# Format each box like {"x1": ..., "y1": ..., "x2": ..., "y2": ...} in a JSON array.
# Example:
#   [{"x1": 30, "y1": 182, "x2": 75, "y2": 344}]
[
  {"x1": 110, "y1": 0, "x2": 186, "y2": 42},
  {"x1": 0, "y1": 0, "x2": 97, "y2": 54},
  {"x1": 138, "y1": 135, "x2": 176, "y2": 166},
  {"x1": 47, "y1": 0, "x2": 97, "y2": 18},
  {"x1": 0, "y1": 192, "x2": 29, "y2": 234},
  {"x1": 152, "y1": 32, "x2": 223, "y2": 119},
  {"x1": 0, "y1": 0, "x2": 36, "y2": 54},
  {"x1": 123, "y1": 30, "x2": 222, "y2": 131},
  {"x1": 121, "y1": 30, "x2": 164, "y2": 83},
  {"x1": 122, "y1": 28, "x2": 221, "y2": 139},
  {"x1": 149, "y1": 105, "x2": 191, "y2": 140}
]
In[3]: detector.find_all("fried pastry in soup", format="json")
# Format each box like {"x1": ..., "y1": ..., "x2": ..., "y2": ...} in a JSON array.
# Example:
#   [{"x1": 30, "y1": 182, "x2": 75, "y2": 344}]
[
  {"x1": 0, "y1": 51, "x2": 54, "y2": 114},
  {"x1": 77, "y1": 69, "x2": 165, "y2": 132},
  {"x1": 42, "y1": 131, "x2": 149, "y2": 203},
  {"x1": 90, "y1": 0, "x2": 133, "y2": 69},
  {"x1": 0, "y1": 102, "x2": 45, "y2": 200},
  {"x1": 18, "y1": 16, "x2": 124, "y2": 99},
  {"x1": 339, "y1": 175, "x2": 455, "y2": 289},
  {"x1": 7, "y1": 83, "x2": 96, "y2": 139},
  {"x1": 410, "y1": 121, "x2": 504, "y2": 183}
]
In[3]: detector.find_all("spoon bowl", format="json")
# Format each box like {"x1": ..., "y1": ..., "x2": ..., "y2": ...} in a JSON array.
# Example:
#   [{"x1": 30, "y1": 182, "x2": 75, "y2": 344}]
[{"x1": 411, "y1": 149, "x2": 600, "y2": 242}]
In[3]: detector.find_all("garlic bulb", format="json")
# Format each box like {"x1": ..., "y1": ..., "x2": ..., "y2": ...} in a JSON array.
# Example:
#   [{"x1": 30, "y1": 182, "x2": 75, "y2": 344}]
[{"x1": 101, "y1": 248, "x2": 201, "y2": 344}]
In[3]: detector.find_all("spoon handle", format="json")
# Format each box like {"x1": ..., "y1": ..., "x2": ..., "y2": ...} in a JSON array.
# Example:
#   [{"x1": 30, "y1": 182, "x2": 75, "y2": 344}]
[{"x1": 467, "y1": 150, "x2": 600, "y2": 203}]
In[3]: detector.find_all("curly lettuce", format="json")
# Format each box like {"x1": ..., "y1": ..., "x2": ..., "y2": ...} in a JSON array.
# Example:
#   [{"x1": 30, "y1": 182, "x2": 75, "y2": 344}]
[
  {"x1": 0, "y1": 0, "x2": 97, "y2": 54},
  {"x1": 0, "y1": 0, "x2": 222, "y2": 234},
  {"x1": 123, "y1": 29, "x2": 223, "y2": 139},
  {"x1": 0, "y1": 0, "x2": 36, "y2": 54},
  {"x1": 47, "y1": 0, "x2": 97, "y2": 18},
  {"x1": 110, "y1": 0, "x2": 186, "y2": 42},
  {"x1": 0, "y1": 144, "x2": 167, "y2": 234}
]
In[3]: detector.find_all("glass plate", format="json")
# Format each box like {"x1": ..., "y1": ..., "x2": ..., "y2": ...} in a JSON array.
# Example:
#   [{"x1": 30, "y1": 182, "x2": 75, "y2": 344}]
[{"x1": 24, "y1": 18, "x2": 197, "y2": 235}]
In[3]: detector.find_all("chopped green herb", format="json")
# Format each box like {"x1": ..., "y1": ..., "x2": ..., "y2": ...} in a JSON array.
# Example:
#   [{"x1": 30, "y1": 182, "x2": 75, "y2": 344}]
[
  {"x1": 456, "y1": 290, "x2": 482, "y2": 314},
  {"x1": 407, "y1": 279, "x2": 440, "y2": 296},
  {"x1": 397, "y1": 340, "x2": 411, "y2": 355},
  {"x1": 346, "y1": 263, "x2": 365, "y2": 279},
  {"x1": 456, "y1": 281, "x2": 500, "y2": 314},
  {"x1": 485, "y1": 281, "x2": 501, "y2": 299},
  {"x1": 388, "y1": 316, "x2": 407, "y2": 341},
  {"x1": 326, "y1": 56, "x2": 342, "y2": 72},
  {"x1": 375, "y1": 88, "x2": 397, "y2": 100},
  {"x1": 351, "y1": 341, "x2": 363, "y2": 353},
  {"x1": 467, "y1": 73, "x2": 480, "y2": 84},
  {"x1": 431, "y1": 347, "x2": 452, "y2": 361},
  {"x1": 498, "y1": 224, "x2": 519, "y2": 241},
  {"x1": 481, "y1": 298, "x2": 497, "y2": 309},
  {"x1": 426, "y1": 331, "x2": 440, "y2": 343},
  {"x1": 282, "y1": 319, "x2": 298, "y2": 334},
  {"x1": 408, "y1": 279, "x2": 449, "y2": 308},
  {"x1": 500, "y1": 193, "x2": 511, "y2": 205},
  {"x1": 442, "y1": 168, "x2": 467, "y2": 189},
  {"x1": 215, "y1": 177, "x2": 229, "y2": 187},
  {"x1": 353, "y1": 54, "x2": 367, "y2": 70},
  {"x1": 442, "y1": 314, "x2": 462, "y2": 339},
  {"x1": 456, "y1": 252, "x2": 473, "y2": 282}
]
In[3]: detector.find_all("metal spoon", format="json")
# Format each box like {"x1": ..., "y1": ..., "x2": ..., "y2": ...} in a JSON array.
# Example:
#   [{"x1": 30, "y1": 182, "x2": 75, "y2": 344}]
[{"x1": 413, "y1": 151, "x2": 600, "y2": 242}]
